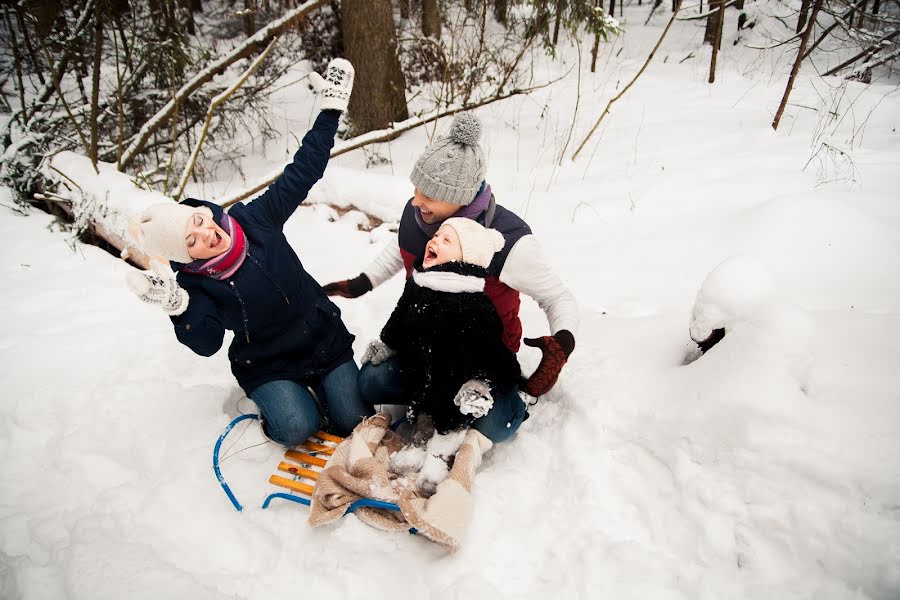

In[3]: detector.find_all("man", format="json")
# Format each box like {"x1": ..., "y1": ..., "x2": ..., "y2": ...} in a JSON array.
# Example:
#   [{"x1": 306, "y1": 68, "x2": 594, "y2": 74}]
[{"x1": 324, "y1": 113, "x2": 578, "y2": 442}]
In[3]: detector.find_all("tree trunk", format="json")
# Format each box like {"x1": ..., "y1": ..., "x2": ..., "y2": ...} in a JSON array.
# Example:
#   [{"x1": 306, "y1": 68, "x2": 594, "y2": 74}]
[
  {"x1": 773, "y1": 0, "x2": 823, "y2": 130},
  {"x1": 591, "y1": 30, "x2": 601, "y2": 72},
  {"x1": 244, "y1": 0, "x2": 256, "y2": 36},
  {"x1": 422, "y1": 0, "x2": 441, "y2": 37},
  {"x1": 494, "y1": 0, "x2": 508, "y2": 25},
  {"x1": 708, "y1": 0, "x2": 725, "y2": 82},
  {"x1": 552, "y1": 0, "x2": 564, "y2": 45},
  {"x1": 704, "y1": 0, "x2": 723, "y2": 45},
  {"x1": 856, "y1": 0, "x2": 868, "y2": 27},
  {"x1": 399, "y1": 0, "x2": 410, "y2": 19},
  {"x1": 342, "y1": 0, "x2": 409, "y2": 135},
  {"x1": 609, "y1": 0, "x2": 616, "y2": 18},
  {"x1": 90, "y1": 0, "x2": 103, "y2": 165},
  {"x1": 796, "y1": 0, "x2": 811, "y2": 33}
]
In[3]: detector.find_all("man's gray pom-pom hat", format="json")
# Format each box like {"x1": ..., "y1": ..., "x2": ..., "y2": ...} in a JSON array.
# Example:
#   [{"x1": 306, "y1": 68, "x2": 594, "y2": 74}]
[{"x1": 410, "y1": 113, "x2": 486, "y2": 206}]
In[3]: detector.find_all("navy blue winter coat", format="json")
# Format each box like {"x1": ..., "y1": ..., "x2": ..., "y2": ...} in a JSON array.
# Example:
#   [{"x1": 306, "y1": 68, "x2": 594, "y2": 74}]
[{"x1": 169, "y1": 110, "x2": 354, "y2": 394}]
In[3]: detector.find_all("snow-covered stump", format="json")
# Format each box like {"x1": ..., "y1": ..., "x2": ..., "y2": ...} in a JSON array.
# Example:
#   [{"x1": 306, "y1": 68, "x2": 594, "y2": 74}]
[{"x1": 686, "y1": 255, "x2": 815, "y2": 392}]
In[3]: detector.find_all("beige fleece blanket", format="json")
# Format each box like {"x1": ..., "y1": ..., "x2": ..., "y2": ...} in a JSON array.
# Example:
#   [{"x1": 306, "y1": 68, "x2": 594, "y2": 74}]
[{"x1": 308, "y1": 413, "x2": 492, "y2": 552}]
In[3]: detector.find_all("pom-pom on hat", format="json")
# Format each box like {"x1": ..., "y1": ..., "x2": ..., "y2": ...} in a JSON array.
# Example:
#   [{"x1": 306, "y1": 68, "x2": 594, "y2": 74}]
[
  {"x1": 443, "y1": 217, "x2": 505, "y2": 269},
  {"x1": 129, "y1": 202, "x2": 212, "y2": 263},
  {"x1": 410, "y1": 112, "x2": 486, "y2": 206}
]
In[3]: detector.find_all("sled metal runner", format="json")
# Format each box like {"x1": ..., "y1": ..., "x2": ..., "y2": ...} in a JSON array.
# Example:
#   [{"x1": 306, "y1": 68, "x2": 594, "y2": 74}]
[{"x1": 213, "y1": 414, "x2": 402, "y2": 515}]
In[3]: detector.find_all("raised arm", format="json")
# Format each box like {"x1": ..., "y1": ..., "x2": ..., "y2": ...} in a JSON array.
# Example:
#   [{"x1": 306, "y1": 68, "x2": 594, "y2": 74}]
[{"x1": 248, "y1": 58, "x2": 354, "y2": 229}]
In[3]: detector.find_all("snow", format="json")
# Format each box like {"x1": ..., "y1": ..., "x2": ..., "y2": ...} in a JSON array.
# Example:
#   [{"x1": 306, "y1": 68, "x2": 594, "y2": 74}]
[{"x1": 3, "y1": 3, "x2": 900, "y2": 599}]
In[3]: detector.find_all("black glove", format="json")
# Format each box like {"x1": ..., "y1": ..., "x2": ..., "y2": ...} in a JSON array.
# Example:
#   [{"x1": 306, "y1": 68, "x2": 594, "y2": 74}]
[
  {"x1": 322, "y1": 273, "x2": 373, "y2": 298},
  {"x1": 523, "y1": 329, "x2": 575, "y2": 397}
]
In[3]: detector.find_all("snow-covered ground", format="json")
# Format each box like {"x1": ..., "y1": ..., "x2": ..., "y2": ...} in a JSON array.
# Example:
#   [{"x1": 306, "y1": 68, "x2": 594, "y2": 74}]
[{"x1": 2, "y1": 4, "x2": 899, "y2": 598}]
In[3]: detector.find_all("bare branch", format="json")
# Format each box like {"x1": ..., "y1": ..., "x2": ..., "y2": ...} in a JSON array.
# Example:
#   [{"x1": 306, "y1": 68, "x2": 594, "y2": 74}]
[
  {"x1": 220, "y1": 76, "x2": 568, "y2": 208},
  {"x1": 174, "y1": 38, "x2": 279, "y2": 201},
  {"x1": 118, "y1": 0, "x2": 327, "y2": 171},
  {"x1": 773, "y1": 0, "x2": 824, "y2": 130},
  {"x1": 573, "y1": 0, "x2": 683, "y2": 160}
]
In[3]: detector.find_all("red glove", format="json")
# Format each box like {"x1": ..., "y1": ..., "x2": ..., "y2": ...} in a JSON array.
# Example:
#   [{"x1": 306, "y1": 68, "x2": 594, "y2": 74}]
[
  {"x1": 523, "y1": 330, "x2": 575, "y2": 397},
  {"x1": 322, "y1": 273, "x2": 372, "y2": 298}
]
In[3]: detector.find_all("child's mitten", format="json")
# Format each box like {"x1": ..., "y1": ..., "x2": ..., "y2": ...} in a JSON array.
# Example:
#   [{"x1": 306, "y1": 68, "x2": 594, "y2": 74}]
[
  {"x1": 361, "y1": 338, "x2": 396, "y2": 366},
  {"x1": 453, "y1": 379, "x2": 493, "y2": 419}
]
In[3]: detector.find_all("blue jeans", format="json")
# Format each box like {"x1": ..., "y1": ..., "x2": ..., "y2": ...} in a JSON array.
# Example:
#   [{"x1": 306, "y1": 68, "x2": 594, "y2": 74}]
[
  {"x1": 249, "y1": 360, "x2": 373, "y2": 446},
  {"x1": 358, "y1": 357, "x2": 527, "y2": 443}
]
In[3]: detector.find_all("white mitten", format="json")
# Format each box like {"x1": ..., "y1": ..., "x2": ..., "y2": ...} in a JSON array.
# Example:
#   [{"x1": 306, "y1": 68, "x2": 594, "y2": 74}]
[
  {"x1": 309, "y1": 58, "x2": 354, "y2": 113},
  {"x1": 126, "y1": 258, "x2": 189, "y2": 316},
  {"x1": 361, "y1": 338, "x2": 395, "y2": 366},
  {"x1": 453, "y1": 379, "x2": 494, "y2": 419}
]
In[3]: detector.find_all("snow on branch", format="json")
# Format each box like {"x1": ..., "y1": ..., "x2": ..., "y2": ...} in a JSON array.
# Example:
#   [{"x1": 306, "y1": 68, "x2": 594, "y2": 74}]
[
  {"x1": 173, "y1": 38, "x2": 280, "y2": 201},
  {"x1": 218, "y1": 77, "x2": 566, "y2": 208},
  {"x1": 117, "y1": 0, "x2": 327, "y2": 171}
]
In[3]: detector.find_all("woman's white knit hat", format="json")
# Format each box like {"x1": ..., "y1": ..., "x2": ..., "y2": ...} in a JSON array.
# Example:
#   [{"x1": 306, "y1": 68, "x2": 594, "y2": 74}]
[
  {"x1": 410, "y1": 113, "x2": 486, "y2": 206},
  {"x1": 130, "y1": 202, "x2": 212, "y2": 263},
  {"x1": 443, "y1": 217, "x2": 504, "y2": 269}
]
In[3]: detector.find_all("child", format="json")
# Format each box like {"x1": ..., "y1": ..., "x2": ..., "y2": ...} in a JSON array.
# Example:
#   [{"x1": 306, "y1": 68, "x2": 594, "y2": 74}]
[{"x1": 362, "y1": 217, "x2": 523, "y2": 436}]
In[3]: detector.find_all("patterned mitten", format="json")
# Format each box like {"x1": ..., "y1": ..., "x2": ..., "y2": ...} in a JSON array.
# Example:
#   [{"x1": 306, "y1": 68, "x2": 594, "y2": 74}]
[
  {"x1": 361, "y1": 338, "x2": 395, "y2": 366},
  {"x1": 523, "y1": 329, "x2": 575, "y2": 397},
  {"x1": 453, "y1": 379, "x2": 493, "y2": 419},
  {"x1": 126, "y1": 259, "x2": 189, "y2": 316},
  {"x1": 309, "y1": 58, "x2": 354, "y2": 113}
]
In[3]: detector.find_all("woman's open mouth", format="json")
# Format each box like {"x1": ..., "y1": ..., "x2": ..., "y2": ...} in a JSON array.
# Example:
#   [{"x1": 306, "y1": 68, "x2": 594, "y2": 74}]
[{"x1": 210, "y1": 232, "x2": 222, "y2": 248}]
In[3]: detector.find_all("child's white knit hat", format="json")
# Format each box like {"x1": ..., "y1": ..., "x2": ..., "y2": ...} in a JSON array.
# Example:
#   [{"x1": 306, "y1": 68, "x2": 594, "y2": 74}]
[
  {"x1": 443, "y1": 217, "x2": 505, "y2": 269},
  {"x1": 130, "y1": 202, "x2": 212, "y2": 263}
]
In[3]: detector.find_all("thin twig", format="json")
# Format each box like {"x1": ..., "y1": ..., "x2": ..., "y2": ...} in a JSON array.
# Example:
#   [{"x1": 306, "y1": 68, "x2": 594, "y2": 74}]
[
  {"x1": 220, "y1": 75, "x2": 569, "y2": 208},
  {"x1": 573, "y1": 0, "x2": 683, "y2": 160},
  {"x1": 174, "y1": 38, "x2": 279, "y2": 201},
  {"x1": 36, "y1": 36, "x2": 98, "y2": 174}
]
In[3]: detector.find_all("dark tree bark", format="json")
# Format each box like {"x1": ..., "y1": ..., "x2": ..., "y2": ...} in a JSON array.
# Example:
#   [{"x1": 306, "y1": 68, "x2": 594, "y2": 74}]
[
  {"x1": 399, "y1": 0, "x2": 410, "y2": 19},
  {"x1": 494, "y1": 0, "x2": 508, "y2": 25},
  {"x1": 796, "y1": 0, "x2": 811, "y2": 33},
  {"x1": 90, "y1": 0, "x2": 103, "y2": 165},
  {"x1": 552, "y1": 0, "x2": 564, "y2": 45},
  {"x1": 704, "y1": 0, "x2": 723, "y2": 45},
  {"x1": 773, "y1": 0, "x2": 823, "y2": 130},
  {"x1": 342, "y1": 0, "x2": 409, "y2": 135},
  {"x1": 609, "y1": 0, "x2": 616, "y2": 18},
  {"x1": 708, "y1": 0, "x2": 725, "y2": 82},
  {"x1": 244, "y1": 0, "x2": 256, "y2": 36},
  {"x1": 856, "y1": 0, "x2": 868, "y2": 27},
  {"x1": 13, "y1": 8, "x2": 46, "y2": 86},
  {"x1": 422, "y1": 0, "x2": 441, "y2": 37},
  {"x1": 591, "y1": 0, "x2": 601, "y2": 72}
]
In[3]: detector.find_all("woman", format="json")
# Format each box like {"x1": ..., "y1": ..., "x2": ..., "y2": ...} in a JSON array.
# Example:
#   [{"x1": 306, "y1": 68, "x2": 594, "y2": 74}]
[{"x1": 126, "y1": 58, "x2": 372, "y2": 446}]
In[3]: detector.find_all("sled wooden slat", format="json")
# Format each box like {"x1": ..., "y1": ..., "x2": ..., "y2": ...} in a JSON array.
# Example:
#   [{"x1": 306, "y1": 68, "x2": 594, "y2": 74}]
[
  {"x1": 313, "y1": 431, "x2": 343, "y2": 444},
  {"x1": 284, "y1": 450, "x2": 328, "y2": 467},
  {"x1": 301, "y1": 440, "x2": 335, "y2": 454},
  {"x1": 269, "y1": 475, "x2": 315, "y2": 495},
  {"x1": 277, "y1": 461, "x2": 320, "y2": 480}
]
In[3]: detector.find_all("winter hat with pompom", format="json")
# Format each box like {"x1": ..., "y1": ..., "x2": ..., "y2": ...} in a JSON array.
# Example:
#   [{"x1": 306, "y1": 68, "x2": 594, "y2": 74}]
[
  {"x1": 443, "y1": 217, "x2": 504, "y2": 269},
  {"x1": 129, "y1": 202, "x2": 212, "y2": 264},
  {"x1": 410, "y1": 113, "x2": 486, "y2": 206}
]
